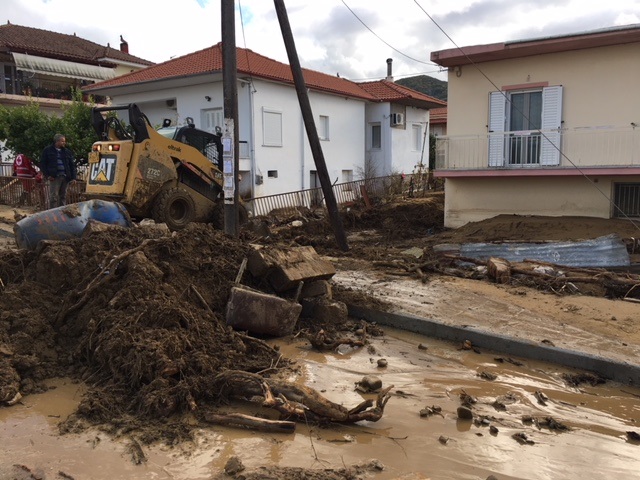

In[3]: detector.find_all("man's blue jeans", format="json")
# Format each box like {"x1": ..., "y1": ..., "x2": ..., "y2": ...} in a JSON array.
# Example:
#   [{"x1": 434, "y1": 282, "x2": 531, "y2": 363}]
[{"x1": 49, "y1": 176, "x2": 68, "y2": 208}]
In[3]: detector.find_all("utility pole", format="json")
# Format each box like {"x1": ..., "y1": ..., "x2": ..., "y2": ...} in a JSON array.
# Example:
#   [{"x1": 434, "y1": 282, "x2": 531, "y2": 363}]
[
  {"x1": 273, "y1": 0, "x2": 349, "y2": 252},
  {"x1": 221, "y1": 0, "x2": 240, "y2": 236}
]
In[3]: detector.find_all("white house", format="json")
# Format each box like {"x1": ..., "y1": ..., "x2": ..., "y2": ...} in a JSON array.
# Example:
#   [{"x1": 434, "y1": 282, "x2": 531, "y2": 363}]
[
  {"x1": 84, "y1": 44, "x2": 445, "y2": 199},
  {"x1": 431, "y1": 24, "x2": 640, "y2": 228}
]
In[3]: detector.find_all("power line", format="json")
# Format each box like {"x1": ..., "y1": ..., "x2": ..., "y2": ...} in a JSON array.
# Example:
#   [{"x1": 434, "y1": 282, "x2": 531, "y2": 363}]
[
  {"x1": 238, "y1": 0, "x2": 257, "y2": 92},
  {"x1": 341, "y1": 0, "x2": 439, "y2": 67}
]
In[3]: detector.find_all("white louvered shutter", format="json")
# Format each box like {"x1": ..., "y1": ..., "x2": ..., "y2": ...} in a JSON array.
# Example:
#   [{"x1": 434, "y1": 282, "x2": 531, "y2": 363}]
[
  {"x1": 540, "y1": 86, "x2": 563, "y2": 166},
  {"x1": 488, "y1": 91, "x2": 506, "y2": 167}
]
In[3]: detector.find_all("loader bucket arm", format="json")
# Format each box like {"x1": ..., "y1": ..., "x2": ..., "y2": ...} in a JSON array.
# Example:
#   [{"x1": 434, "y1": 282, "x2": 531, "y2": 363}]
[{"x1": 91, "y1": 104, "x2": 151, "y2": 143}]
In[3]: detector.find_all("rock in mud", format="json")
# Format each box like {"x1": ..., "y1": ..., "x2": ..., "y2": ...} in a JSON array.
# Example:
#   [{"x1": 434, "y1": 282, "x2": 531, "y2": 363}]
[
  {"x1": 457, "y1": 406, "x2": 474, "y2": 420},
  {"x1": 377, "y1": 358, "x2": 388, "y2": 368},
  {"x1": 356, "y1": 375, "x2": 382, "y2": 393},
  {"x1": 224, "y1": 456, "x2": 245, "y2": 475}
]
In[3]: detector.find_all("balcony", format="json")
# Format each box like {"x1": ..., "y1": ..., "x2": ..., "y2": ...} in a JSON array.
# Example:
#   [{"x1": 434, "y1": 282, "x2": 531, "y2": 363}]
[{"x1": 435, "y1": 126, "x2": 640, "y2": 175}]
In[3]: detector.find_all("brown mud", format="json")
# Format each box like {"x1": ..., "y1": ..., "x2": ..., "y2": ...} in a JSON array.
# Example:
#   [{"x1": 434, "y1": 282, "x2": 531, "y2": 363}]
[
  {"x1": 2, "y1": 194, "x2": 640, "y2": 478},
  {"x1": 0, "y1": 222, "x2": 289, "y2": 444}
]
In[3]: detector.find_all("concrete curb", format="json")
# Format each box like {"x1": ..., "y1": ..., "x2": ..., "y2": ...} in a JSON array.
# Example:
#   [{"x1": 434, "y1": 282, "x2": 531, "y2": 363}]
[{"x1": 347, "y1": 305, "x2": 640, "y2": 386}]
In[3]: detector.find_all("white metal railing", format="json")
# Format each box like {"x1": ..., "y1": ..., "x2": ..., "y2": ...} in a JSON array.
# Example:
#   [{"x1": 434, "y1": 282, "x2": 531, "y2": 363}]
[{"x1": 435, "y1": 126, "x2": 640, "y2": 170}]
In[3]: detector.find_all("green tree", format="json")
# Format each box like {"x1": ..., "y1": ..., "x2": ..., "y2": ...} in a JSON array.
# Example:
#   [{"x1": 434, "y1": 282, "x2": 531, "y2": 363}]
[
  {"x1": 60, "y1": 88, "x2": 96, "y2": 164},
  {"x1": 0, "y1": 101, "x2": 61, "y2": 161},
  {"x1": 0, "y1": 89, "x2": 96, "y2": 164}
]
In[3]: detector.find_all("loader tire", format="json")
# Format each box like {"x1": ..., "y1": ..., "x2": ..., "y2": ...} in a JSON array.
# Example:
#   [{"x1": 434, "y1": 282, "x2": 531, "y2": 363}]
[
  {"x1": 152, "y1": 187, "x2": 196, "y2": 231},
  {"x1": 212, "y1": 202, "x2": 249, "y2": 230}
]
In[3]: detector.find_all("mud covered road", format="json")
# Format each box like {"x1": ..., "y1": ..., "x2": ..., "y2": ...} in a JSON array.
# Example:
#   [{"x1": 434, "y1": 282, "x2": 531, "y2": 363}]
[{"x1": 1, "y1": 196, "x2": 640, "y2": 479}]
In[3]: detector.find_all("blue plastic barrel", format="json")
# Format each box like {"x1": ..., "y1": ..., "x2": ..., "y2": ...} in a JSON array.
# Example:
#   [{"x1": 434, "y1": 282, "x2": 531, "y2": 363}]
[{"x1": 14, "y1": 199, "x2": 132, "y2": 250}]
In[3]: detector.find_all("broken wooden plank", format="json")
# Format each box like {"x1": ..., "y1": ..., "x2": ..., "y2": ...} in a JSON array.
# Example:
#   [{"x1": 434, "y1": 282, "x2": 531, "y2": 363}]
[
  {"x1": 487, "y1": 257, "x2": 511, "y2": 284},
  {"x1": 248, "y1": 246, "x2": 336, "y2": 292},
  {"x1": 202, "y1": 413, "x2": 296, "y2": 433}
]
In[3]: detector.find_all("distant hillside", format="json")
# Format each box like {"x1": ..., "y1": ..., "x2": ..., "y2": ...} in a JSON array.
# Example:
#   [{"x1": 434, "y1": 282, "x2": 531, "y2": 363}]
[{"x1": 396, "y1": 75, "x2": 447, "y2": 102}]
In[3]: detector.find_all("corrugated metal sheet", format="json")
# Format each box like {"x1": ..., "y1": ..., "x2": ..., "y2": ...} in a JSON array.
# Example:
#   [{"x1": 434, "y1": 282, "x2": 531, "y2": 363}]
[{"x1": 459, "y1": 234, "x2": 630, "y2": 268}]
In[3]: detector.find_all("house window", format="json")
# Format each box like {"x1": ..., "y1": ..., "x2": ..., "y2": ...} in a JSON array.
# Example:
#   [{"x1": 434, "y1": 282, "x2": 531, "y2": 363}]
[
  {"x1": 508, "y1": 90, "x2": 542, "y2": 165},
  {"x1": 202, "y1": 108, "x2": 223, "y2": 134},
  {"x1": 412, "y1": 124, "x2": 422, "y2": 151},
  {"x1": 263, "y1": 108, "x2": 282, "y2": 147},
  {"x1": 488, "y1": 85, "x2": 563, "y2": 167},
  {"x1": 267, "y1": 170, "x2": 278, "y2": 178},
  {"x1": 318, "y1": 115, "x2": 329, "y2": 140},
  {"x1": 370, "y1": 123, "x2": 381, "y2": 149},
  {"x1": 613, "y1": 183, "x2": 640, "y2": 217},
  {"x1": 3, "y1": 65, "x2": 17, "y2": 94}
]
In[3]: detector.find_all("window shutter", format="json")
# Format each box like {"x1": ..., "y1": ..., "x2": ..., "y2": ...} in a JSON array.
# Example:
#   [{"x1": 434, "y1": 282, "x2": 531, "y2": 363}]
[
  {"x1": 540, "y1": 85, "x2": 563, "y2": 165},
  {"x1": 263, "y1": 109, "x2": 283, "y2": 147},
  {"x1": 488, "y1": 91, "x2": 506, "y2": 167}
]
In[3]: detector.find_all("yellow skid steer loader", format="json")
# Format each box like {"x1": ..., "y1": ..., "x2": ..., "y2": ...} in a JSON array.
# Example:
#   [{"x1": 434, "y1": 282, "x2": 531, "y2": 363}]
[{"x1": 85, "y1": 104, "x2": 244, "y2": 230}]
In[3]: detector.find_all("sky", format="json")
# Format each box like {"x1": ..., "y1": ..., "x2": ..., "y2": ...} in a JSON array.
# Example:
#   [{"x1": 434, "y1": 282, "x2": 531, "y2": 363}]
[{"x1": 2, "y1": 0, "x2": 639, "y2": 82}]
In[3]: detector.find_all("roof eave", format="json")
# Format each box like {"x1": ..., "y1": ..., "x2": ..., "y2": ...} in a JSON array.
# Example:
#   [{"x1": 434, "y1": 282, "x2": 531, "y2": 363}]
[
  {"x1": 431, "y1": 26, "x2": 640, "y2": 67},
  {"x1": 98, "y1": 57, "x2": 153, "y2": 68}
]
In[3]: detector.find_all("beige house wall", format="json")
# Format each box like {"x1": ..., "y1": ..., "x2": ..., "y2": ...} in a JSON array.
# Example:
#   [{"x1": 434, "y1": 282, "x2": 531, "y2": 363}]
[
  {"x1": 447, "y1": 43, "x2": 640, "y2": 137},
  {"x1": 113, "y1": 64, "x2": 147, "y2": 77},
  {"x1": 442, "y1": 175, "x2": 634, "y2": 228}
]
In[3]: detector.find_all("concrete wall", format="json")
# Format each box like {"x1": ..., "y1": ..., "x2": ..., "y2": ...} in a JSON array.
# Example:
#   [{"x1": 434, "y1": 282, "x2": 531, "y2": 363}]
[
  {"x1": 443, "y1": 175, "x2": 628, "y2": 228},
  {"x1": 392, "y1": 107, "x2": 429, "y2": 175},
  {"x1": 447, "y1": 43, "x2": 640, "y2": 136},
  {"x1": 365, "y1": 102, "x2": 389, "y2": 177}
]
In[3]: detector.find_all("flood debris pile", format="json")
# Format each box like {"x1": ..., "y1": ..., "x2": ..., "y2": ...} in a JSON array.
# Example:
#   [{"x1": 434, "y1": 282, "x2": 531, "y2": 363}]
[{"x1": 0, "y1": 222, "x2": 391, "y2": 441}]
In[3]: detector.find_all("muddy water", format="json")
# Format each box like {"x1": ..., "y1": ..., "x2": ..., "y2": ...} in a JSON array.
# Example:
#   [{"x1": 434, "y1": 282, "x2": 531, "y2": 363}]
[{"x1": 1, "y1": 329, "x2": 639, "y2": 480}]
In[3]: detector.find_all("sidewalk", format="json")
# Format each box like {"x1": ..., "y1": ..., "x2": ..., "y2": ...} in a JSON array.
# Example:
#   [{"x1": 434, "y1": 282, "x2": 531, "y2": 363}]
[{"x1": 333, "y1": 266, "x2": 640, "y2": 384}]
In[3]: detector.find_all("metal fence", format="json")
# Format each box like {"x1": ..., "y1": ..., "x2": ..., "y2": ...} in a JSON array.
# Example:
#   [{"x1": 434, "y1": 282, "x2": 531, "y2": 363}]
[
  {"x1": 245, "y1": 175, "x2": 406, "y2": 218},
  {"x1": 0, "y1": 176, "x2": 86, "y2": 208},
  {"x1": 1, "y1": 173, "x2": 416, "y2": 218},
  {"x1": 0, "y1": 164, "x2": 13, "y2": 177}
]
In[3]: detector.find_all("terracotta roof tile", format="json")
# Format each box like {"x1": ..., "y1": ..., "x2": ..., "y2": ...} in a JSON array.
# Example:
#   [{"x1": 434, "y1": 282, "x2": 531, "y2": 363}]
[
  {"x1": 85, "y1": 43, "x2": 448, "y2": 109},
  {"x1": 429, "y1": 107, "x2": 447, "y2": 123},
  {"x1": 86, "y1": 43, "x2": 376, "y2": 100},
  {"x1": 0, "y1": 23, "x2": 154, "y2": 67},
  {"x1": 358, "y1": 80, "x2": 447, "y2": 109}
]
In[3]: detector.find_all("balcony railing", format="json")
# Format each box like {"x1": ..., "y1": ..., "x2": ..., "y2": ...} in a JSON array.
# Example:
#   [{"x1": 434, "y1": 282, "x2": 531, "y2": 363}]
[{"x1": 435, "y1": 126, "x2": 640, "y2": 171}]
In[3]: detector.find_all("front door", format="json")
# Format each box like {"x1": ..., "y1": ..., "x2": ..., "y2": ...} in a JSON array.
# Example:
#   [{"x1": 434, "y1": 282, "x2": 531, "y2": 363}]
[{"x1": 508, "y1": 90, "x2": 542, "y2": 165}]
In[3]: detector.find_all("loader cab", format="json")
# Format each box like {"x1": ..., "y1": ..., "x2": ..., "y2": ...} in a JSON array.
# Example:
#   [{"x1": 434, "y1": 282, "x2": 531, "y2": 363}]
[{"x1": 157, "y1": 121, "x2": 223, "y2": 170}]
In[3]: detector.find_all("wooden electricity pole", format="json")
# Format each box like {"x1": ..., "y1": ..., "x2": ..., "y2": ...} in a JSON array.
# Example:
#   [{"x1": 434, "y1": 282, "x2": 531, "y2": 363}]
[
  {"x1": 273, "y1": 0, "x2": 349, "y2": 251},
  {"x1": 221, "y1": 0, "x2": 240, "y2": 236}
]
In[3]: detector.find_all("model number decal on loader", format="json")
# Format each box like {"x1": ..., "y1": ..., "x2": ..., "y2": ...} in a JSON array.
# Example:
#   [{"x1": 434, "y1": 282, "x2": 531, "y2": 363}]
[
  {"x1": 146, "y1": 167, "x2": 162, "y2": 179},
  {"x1": 89, "y1": 156, "x2": 117, "y2": 185}
]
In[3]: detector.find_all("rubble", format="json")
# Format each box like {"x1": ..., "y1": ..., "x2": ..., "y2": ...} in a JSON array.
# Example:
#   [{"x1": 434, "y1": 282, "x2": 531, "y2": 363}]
[{"x1": 0, "y1": 222, "x2": 391, "y2": 443}]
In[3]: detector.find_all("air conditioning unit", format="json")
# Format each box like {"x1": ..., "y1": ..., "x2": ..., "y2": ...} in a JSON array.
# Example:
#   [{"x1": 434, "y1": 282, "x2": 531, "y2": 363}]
[{"x1": 391, "y1": 113, "x2": 405, "y2": 126}]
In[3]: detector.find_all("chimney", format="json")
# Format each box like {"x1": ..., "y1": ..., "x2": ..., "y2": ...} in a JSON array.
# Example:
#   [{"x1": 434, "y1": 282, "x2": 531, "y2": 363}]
[
  {"x1": 386, "y1": 58, "x2": 393, "y2": 81},
  {"x1": 119, "y1": 35, "x2": 129, "y2": 54}
]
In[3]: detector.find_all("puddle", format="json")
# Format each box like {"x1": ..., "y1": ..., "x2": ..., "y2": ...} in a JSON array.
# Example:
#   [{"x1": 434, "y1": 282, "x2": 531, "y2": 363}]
[{"x1": 1, "y1": 329, "x2": 639, "y2": 479}]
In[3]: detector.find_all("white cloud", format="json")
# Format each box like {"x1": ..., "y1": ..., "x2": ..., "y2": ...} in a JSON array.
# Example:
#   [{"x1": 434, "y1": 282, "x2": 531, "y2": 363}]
[{"x1": 1, "y1": 0, "x2": 639, "y2": 82}]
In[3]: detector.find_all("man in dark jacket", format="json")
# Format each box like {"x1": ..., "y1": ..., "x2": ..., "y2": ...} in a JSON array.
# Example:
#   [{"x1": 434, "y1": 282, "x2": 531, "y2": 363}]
[{"x1": 40, "y1": 134, "x2": 77, "y2": 208}]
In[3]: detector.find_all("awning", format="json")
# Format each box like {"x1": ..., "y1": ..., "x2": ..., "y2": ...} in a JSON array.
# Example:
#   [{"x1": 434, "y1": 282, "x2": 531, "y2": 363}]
[{"x1": 12, "y1": 52, "x2": 116, "y2": 82}]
